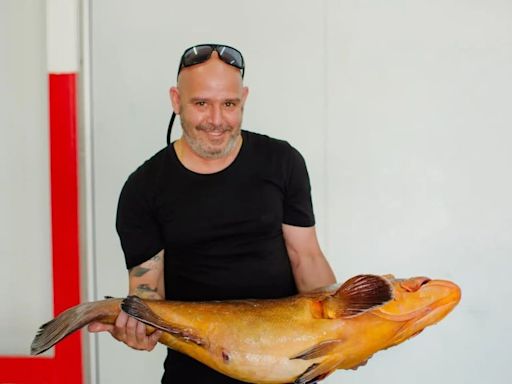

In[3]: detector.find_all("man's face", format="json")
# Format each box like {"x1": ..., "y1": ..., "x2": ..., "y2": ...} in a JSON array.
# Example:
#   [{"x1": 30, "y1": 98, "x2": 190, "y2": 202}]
[{"x1": 171, "y1": 53, "x2": 249, "y2": 159}]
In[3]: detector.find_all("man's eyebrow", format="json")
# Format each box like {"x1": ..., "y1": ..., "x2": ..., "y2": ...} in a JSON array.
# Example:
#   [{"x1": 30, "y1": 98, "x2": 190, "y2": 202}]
[
  {"x1": 224, "y1": 97, "x2": 242, "y2": 103},
  {"x1": 189, "y1": 97, "x2": 241, "y2": 103},
  {"x1": 190, "y1": 97, "x2": 208, "y2": 102}
]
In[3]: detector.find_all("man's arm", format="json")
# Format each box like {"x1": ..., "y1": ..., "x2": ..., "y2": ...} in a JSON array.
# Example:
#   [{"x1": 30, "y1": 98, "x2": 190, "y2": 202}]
[
  {"x1": 128, "y1": 250, "x2": 165, "y2": 299},
  {"x1": 282, "y1": 224, "x2": 336, "y2": 293},
  {"x1": 88, "y1": 250, "x2": 165, "y2": 351}
]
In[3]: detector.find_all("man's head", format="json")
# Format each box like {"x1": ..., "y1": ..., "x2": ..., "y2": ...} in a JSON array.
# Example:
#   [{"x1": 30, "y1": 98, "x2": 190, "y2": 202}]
[{"x1": 169, "y1": 44, "x2": 249, "y2": 159}]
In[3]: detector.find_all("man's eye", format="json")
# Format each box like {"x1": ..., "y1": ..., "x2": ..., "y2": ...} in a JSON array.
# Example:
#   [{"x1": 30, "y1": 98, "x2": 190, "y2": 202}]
[
  {"x1": 196, "y1": 101, "x2": 206, "y2": 106},
  {"x1": 225, "y1": 102, "x2": 235, "y2": 107}
]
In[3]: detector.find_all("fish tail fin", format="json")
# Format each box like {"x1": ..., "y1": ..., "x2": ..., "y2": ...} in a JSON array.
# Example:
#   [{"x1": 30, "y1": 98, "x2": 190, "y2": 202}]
[
  {"x1": 323, "y1": 274, "x2": 393, "y2": 318},
  {"x1": 31, "y1": 298, "x2": 121, "y2": 355}
]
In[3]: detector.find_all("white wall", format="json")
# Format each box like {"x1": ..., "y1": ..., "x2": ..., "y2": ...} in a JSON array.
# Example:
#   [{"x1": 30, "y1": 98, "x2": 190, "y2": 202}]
[
  {"x1": 88, "y1": 0, "x2": 509, "y2": 383},
  {"x1": 0, "y1": 0, "x2": 53, "y2": 355}
]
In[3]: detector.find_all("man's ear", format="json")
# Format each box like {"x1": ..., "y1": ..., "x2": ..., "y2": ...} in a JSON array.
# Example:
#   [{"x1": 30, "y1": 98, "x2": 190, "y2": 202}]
[
  {"x1": 241, "y1": 86, "x2": 249, "y2": 106},
  {"x1": 169, "y1": 87, "x2": 180, "y2": 114}
]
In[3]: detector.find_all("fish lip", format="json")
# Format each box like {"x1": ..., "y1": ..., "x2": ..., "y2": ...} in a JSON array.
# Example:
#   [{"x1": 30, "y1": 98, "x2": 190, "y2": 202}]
[
  {"x1": 428, "y1": 279, "x2": 462, "y2": 306},
  {"x1": 372, "y1": 279, "x2": 461, "y2": 322},
  {"x1": 428, "y1": 279, "x2": 461, "y2": 291},
  {"x1": 392, "y1": 297, "x2": 460, "y2": 341},
  {"x1": 373, "y1": 306, "x2": 430, "y2": 322}
]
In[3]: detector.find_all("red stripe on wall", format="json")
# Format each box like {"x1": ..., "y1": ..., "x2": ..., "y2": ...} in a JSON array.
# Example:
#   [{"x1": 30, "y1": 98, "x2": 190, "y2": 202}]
[
  {"x1": 0, "y1": 74, "x2": 83, "y2": 383},
  {"x1": 49, "y1": 73, "x2": 83, "y2": 384},
  {"x1": 0, "y1": 357, "x2": 54, "y2": 383}
]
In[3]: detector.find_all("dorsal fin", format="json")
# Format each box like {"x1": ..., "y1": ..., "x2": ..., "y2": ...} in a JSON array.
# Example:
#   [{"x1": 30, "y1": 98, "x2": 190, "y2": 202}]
[
  {"x1": 121, "y1": 296, "x2": 207, "y2": 347},
  {"x1": 322, "y1": 274, "x2": 393, "y2": 318}
]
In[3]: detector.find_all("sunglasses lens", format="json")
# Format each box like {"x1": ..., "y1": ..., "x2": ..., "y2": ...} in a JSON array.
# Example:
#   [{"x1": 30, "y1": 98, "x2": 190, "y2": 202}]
[
  {"x1": 182, "y1": 45, "x2": 214, "y2": 67},
  {"x1": 217, "y1": 46, "x2": 244, "y2": 69}
]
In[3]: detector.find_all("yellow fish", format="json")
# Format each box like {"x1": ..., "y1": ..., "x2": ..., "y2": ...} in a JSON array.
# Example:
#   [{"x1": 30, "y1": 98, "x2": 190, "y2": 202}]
[{"x1": 31, "y1": 274, "x2": 460, "y2": 383}]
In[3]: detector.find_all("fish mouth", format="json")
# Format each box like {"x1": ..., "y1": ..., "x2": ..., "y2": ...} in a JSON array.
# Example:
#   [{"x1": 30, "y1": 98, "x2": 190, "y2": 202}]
[
  {"x1": 391, "y1": 295, "x2": 460, "y2": 343},
  {"x1": 373, "y1": 279, "x2": 461, "y2": 322}
]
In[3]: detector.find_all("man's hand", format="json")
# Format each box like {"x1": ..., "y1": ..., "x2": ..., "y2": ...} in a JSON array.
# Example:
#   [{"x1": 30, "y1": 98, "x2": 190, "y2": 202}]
[
  {"x1": 88, "y1": 250, "x2": 165, "y2": 351},
  {"x1": 88, "y1": 311, "x2": 163, "y2": 351}
]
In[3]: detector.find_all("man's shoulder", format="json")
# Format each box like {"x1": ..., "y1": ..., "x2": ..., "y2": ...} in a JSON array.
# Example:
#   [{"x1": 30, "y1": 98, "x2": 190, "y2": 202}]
[
  {"x1": 125, "y1": 147, "x2": 169, "y2": 187},
  {"x1": 243, "y1": 130, "x2": 293, "y2": 154}
]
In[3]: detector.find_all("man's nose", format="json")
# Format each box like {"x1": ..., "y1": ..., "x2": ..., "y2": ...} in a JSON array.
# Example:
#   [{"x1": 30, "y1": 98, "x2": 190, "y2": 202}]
[{"x1": 209, "y1": 104, "x2": 223, "y2": 126}]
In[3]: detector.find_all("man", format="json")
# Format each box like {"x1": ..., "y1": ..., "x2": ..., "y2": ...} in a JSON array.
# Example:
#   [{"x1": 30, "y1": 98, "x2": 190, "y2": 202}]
[{"x1": 89, "y1": 44, "x2": 336, "y2": 383}]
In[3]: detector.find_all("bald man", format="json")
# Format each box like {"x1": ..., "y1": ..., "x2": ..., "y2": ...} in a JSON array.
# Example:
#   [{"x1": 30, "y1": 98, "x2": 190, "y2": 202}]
[{"x1": 89, "y1": 44, "x2": 335, "y2": 383}]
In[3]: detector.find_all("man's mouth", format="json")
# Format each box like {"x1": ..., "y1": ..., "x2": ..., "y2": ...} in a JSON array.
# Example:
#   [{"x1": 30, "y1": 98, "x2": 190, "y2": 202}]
[
  {"x1": 206, "y1": 130, "x2": 226, "y2": 137},
  {"x1": 197, "y1": 126, "x2": 231, "y2": 139}
]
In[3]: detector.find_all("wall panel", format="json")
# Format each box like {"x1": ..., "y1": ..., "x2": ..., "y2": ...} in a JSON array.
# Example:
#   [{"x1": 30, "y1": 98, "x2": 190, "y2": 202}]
[
  {"x1": 88, "y1": 1, "x2": 511, "y2": 383},
  {"x1": 325, "y1": 1, "x2": 512, "y2": 383},
  {"x1": 0, "y1": 0, "x2": 52, "y2": 356}
]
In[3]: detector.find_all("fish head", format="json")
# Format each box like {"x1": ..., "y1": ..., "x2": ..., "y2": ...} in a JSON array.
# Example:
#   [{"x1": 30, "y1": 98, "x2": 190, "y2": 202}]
[{"x1": 373, "y1": 275, "x2": 461, "y2": 345}]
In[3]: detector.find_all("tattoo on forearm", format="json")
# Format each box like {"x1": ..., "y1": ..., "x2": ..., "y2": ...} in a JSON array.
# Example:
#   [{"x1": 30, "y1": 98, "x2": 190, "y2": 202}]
[
  {"x1": 137, "y1": 284, "x2": 158, "y2": 293},
  {"x1": 151, "y1": 253, "x2": 161, "y2": 262},
  {"x1": 130, "y1": 266, "x2": 150, "y2": 277},
  {"x1": 134, "y1": 284, "x2": 160, "y2": 299}
]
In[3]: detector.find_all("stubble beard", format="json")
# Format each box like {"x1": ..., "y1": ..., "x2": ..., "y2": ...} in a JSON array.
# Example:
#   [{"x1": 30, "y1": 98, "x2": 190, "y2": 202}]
[{"x1": 181, "y1": 120, "x2": 241, "y2": 160}]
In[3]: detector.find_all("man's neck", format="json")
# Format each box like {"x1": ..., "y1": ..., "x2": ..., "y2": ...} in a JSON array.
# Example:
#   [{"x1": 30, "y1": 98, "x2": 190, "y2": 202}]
[{"x1": 174, "y1": 135, "x2": 243, "y2": 174}]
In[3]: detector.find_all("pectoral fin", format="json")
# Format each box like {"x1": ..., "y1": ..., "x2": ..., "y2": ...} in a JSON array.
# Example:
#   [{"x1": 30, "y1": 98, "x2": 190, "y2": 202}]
[
  {"x1": 322, "y1": 274, "x2": 393, "y2": 318},
  {"x1": 290, "y1": 340, "x2": 344, "y2": 383},
  {"x1": 121, "y1": 296, "x2": 207, "y2": 347},
  {"x1": 290, "y1": 339, "x2": 343, "y2": 360}
]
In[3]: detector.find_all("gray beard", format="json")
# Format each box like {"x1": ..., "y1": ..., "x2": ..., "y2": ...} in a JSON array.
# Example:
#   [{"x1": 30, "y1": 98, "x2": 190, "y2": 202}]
[{"x1": 182, "y1": 125, "x2": 241, "y2": 160}]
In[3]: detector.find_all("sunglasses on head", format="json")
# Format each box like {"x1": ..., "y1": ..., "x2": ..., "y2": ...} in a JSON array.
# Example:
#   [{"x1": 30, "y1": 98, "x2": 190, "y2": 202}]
[
  {"x1": 178, "y1": 44, "x2": 245, "y2": 78},
  {"x1": 167, "y1": 44, "x2": 245, "y2": 146}
]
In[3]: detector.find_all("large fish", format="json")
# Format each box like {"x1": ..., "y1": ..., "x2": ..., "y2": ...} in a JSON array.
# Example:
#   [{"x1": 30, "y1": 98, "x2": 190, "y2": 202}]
[{"x1": 31, "y1": 274, "x2": 460, "y2": 383}]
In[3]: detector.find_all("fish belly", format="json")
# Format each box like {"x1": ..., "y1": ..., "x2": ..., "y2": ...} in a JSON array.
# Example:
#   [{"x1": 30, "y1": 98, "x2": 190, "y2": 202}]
[
  {"x1": 148, "y1": 299, "x2": 341, "y2": 383},
  {"x1": 159, "y1": 331, "x2": 326, "y2": 383}
]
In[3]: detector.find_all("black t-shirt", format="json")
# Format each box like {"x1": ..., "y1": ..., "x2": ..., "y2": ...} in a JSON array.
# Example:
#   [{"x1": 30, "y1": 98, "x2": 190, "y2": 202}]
[{"x1": 116, "y1": 130, "x2": 315, "y2": 383}]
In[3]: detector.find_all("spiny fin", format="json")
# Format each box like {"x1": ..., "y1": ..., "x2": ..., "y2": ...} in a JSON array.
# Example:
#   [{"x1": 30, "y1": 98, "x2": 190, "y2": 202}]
[
  {"x1": 293, "y1": 359, "x2": 339, "y2": 384},
  {"x1": 121, "y1": 296, "x2": 207, "y2": 347},
  {"x1": 290, "y1": 339, "x2": 344, "y2": 360},
  {"x1": 293, "y1": 363, "x2": 320, "y2": 384},
  {"x1": 322, "y1": 274, "x2": 393, "y2": 318}
]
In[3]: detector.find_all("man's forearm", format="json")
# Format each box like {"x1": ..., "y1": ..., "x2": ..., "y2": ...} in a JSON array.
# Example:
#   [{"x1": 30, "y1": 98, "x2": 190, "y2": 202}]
[
  {"x1": 128, "y1": 250, "x2": 165, "y2": 299},
  {"x1": 292, "y1": 251, "x2": 336, "y2": 293}
]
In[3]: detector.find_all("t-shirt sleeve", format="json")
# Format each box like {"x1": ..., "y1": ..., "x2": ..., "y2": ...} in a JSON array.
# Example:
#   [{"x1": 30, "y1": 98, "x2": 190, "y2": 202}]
[
  {"x1": 282, "y1": 145, "x2": 316, "y2": 227},
  {"x1": 116, "y1": 172, "x2": 164, "y2": 270}
]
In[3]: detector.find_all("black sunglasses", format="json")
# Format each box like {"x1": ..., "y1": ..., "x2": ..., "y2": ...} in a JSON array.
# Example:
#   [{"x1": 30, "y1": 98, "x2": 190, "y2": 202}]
[
  {"x1": 167, "y1": 44, "x2": 245, "y2": 146},
  {"x1": 178, "y1": 44, "x2": 245, "y2": 78}
]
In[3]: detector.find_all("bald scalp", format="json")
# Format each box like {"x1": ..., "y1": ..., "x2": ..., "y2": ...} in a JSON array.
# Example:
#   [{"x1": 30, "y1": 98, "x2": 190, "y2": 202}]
[{"x1": 176, "y1": 53, "x2": 244, "y2": 93}]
